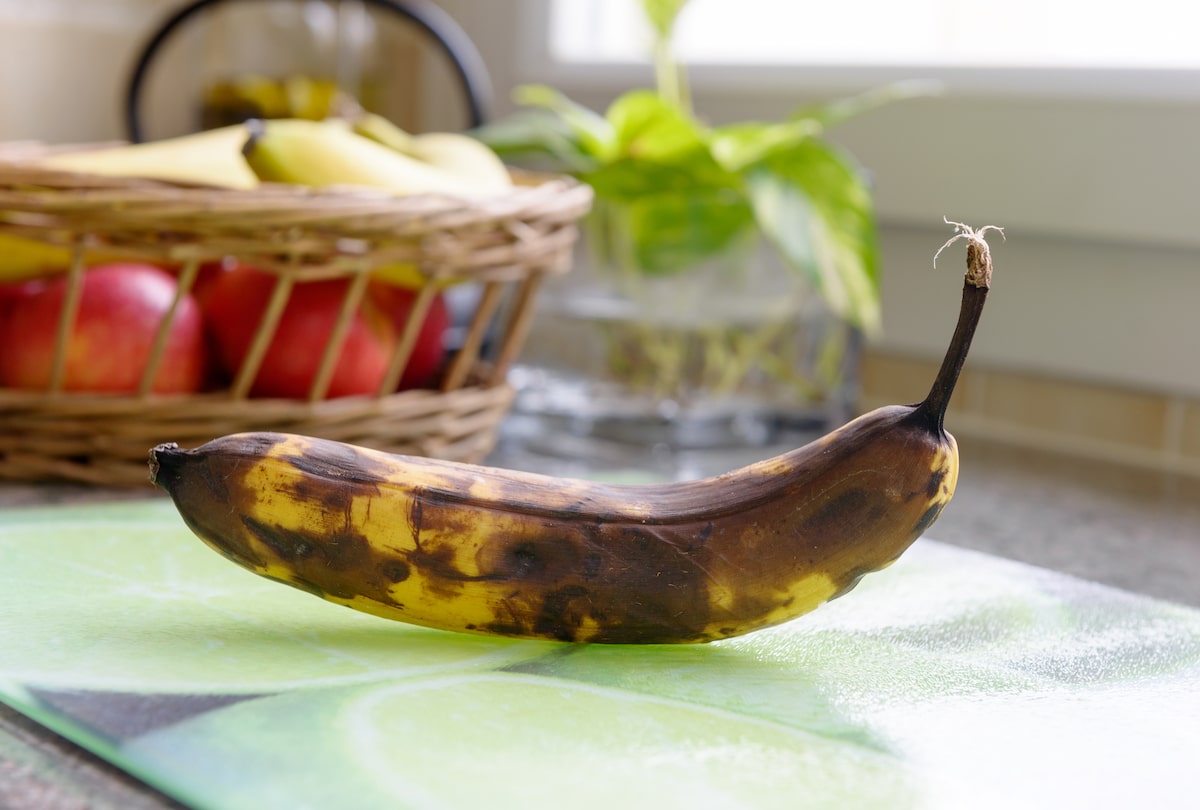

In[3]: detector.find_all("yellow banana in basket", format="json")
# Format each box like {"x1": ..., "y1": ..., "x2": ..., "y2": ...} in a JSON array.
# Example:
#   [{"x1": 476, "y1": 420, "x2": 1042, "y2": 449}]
[
  {"x1": 0, "y1": 235, "x2": 73, "y2": 282},
  {"x1": 39, "y1": 124, "x2": 259, "y2": 190},
  {"x1": 351, "y1": 112, "x2": 512, "y2": 194},
  {"x1": 240, "y1": 118, "x2": 504, "y2": 198}
]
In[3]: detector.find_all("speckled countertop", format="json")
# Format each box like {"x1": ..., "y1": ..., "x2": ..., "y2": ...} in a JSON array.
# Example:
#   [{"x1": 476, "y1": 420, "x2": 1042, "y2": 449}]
[
  {"x1": 0, "y1": 436, "x2": 1197, "y2": 810},
  {"x1": 924, "y1": 437, "x2": 1200, "y2": 609}
]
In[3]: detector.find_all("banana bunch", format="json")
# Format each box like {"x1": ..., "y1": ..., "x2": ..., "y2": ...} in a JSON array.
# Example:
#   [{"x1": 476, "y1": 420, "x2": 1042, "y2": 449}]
[
  {"x1": 150, "y1": 224, "x2": 999, "y2": 645},
  {"x1": 351, "y1": 112, "x2": 514, "y2": 193},
  {"x1": 241, "y1": 115, "x2": 512, "y2": 197},
  {"x1": 6, "y1": 116, "x2": 511, "y2": 285},
  {"x1": 30, "y1": 115, "x2": 509, "y2": 198}
]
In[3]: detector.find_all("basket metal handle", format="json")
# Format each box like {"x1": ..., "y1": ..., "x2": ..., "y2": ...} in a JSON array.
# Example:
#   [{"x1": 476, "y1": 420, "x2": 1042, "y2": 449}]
[{"x1": 124, "y1": 0, "x2": 494, "y2": 143}]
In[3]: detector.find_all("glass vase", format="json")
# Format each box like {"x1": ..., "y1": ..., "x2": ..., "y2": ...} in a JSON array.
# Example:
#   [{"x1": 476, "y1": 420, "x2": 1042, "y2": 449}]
[{"x1": 498, "y1": 202, "x2": 862, "y2": 481}]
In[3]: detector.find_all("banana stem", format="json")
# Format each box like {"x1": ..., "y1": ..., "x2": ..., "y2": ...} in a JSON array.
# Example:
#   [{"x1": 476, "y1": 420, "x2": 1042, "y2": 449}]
[{"x1": 918, "y1": 223, "x2": 1001, "y2": 432}]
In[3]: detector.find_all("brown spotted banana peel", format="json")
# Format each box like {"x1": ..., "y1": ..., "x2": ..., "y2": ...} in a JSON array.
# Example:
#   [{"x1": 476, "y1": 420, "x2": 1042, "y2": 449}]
[{"x1": 149, "y1": 225, "x2": 999, "y2": 644}]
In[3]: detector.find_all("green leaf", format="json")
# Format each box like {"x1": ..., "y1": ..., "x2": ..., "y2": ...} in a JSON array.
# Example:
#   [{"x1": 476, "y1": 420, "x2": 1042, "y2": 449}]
[
  {"x1": 633, "y1": 193, "x2": 753, "y2": 276},
  {"x1": 512, "y1": 84, "x2": 616, "y2": 160},
  {"x1": 605, "y1": 90, "x2": 707, "y2": 163},
  {"x1": 581, "y1": 159, "x2": 702, "y2": 201},
  {"x1": 579, "y1": 93, "x2": 738, "y2": 203},
  {"x1": 607, "y1": 191, "x2": 756, "y2": 275},
  {"x1": 472, "y1": 110, "x2": 597, "y2": 173},
  {"x1": 478, "y1": 66, "x2": 894, "y2": 334},
  {"x1": 746, "y1": 141, "x2": 881, "y2": 332},
  {"x1": 710, "y1": 119, "x2": 824, "y2": 173}
]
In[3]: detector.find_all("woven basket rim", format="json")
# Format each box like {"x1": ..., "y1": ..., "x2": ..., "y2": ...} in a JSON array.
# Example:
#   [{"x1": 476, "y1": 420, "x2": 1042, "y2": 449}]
[
  {"x1": 0, "y1": 142, "x2": 593, "y2": 282},
  {"x1": 0, "y1": 166, "x2": 593, "y2": 228}
]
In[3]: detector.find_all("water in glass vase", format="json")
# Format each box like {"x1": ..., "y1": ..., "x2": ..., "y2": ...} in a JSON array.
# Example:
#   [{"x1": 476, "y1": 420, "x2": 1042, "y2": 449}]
[{"x1": 498, "y1": 223, "x2": 861, "y2": 481}]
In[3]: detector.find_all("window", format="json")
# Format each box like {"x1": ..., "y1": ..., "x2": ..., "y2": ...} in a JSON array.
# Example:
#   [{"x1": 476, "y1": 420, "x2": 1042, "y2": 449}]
[
  {"x1": 544, "y1": 0, "x2": 1200, "y2": 99},
  {"x1": 551, "y1": 0, "x2": 1200, "y2": 68}
]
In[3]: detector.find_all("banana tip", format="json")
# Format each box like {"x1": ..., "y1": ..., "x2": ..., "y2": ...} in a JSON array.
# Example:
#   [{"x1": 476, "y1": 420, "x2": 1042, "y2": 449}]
[
  {"x1": 934, "y1": 219, "x2": 1004, "y2": 288},
  {"x1": 148, "y1": 442, "x2": 181, "y2": 488}
]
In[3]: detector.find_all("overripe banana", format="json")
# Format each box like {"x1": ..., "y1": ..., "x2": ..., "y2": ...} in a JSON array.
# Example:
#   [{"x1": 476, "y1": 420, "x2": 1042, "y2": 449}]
[
  {"x1": 150, "y1": 223, "x2": 1000, "y2": 644},
  {"x1": 240, "y1": 118, "x2": 500, "y2": 197}
]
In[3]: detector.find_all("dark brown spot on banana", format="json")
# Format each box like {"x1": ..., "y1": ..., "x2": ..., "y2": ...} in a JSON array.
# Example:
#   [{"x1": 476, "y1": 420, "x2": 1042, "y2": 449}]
[
  {"x1": 405, "y1": 542, "x2": 471, "y2": 586},
  {"x1": 581, "y1": 551, "x2": 603, "y2": 579},
  {"x1": 240, "y1": 515, "x2": 409, "y2": 607},
  {"x1": 194, "y1": 458, "x2": 230, "y2": 503},
  {"x1": 483, "y1": 621, "x2": 526, "y2": 637},
  {"x1": 911, "y1": 502, "x2": 945, "y2": 538},
  {"x1": 924, "y1": 468, "x2": 947, "y2": 499},
  {"x1": 533, "y1": 585, "x2": 592, "y2": 642},
  {"x1": 477, "y1": 535, "x2": 584, "y2": 582},
  {"x1": 799, "y1": 490, "x2": 869, "y2": 536},
  {"x1": 242, "y1": 516, "x2": 315, "y2": 562},
  {"x1": 504, "y1": 542, "x2": 542, "y2": 578},
  {"x1": 269, "y1": 572, "x2": 327, "y2": 600},
  {"x1": 381, "y1": 560, "x2": 411, "y2": 583},
  {"x1": 281, "y1": 444, "x2": 391, "y2": 486}
]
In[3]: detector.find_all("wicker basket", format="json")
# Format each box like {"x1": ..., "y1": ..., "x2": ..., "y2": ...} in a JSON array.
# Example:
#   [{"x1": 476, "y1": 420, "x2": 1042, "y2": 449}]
[{"x1": 0, "y1": 142, "x2": 593, "y2": 486}]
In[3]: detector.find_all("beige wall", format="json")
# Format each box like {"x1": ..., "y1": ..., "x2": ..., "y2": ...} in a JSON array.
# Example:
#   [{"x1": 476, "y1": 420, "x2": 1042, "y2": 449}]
[
  {"x1": 0, "y1": 1, "x2": 162, "y2": 143},
  {"x1": 0, "y1": 0, "x2": 474, "y2": 144}
]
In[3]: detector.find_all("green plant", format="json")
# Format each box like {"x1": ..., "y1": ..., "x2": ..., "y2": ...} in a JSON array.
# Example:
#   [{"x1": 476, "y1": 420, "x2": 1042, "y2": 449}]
[{"x1": 477, "y1": 0, "x2": 922, "y2": 334}]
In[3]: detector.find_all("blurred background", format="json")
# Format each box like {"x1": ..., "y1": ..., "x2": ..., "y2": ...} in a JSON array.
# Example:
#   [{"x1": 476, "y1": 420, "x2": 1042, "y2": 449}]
[{"x1": 2, "y1": 0, "x2": 1198, "y2": 480}]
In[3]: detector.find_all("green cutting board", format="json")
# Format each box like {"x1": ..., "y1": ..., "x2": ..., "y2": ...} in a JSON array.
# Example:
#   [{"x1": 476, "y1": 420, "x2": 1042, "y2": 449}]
[{"x1": 1, "y1": 499, "x2": 1198, "y2": 810}]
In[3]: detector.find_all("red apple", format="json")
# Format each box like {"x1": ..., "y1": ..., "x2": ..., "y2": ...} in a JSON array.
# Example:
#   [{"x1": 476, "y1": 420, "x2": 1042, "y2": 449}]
[
  {"x1": 202, "y1": 265, "x2": 449, "y2": 399},
  {"x1": 0, "y1": 279, "x2": 39, "y2": 324},
  {"x1": 369, "y1": 281, "x2": 450, "y2": 390},
  {"x1": 0, "y1": 263, "x2": 208, "y2": 394},
  {"x1": 189, "y1": 258, "x2": 235, "y2": 311}
]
